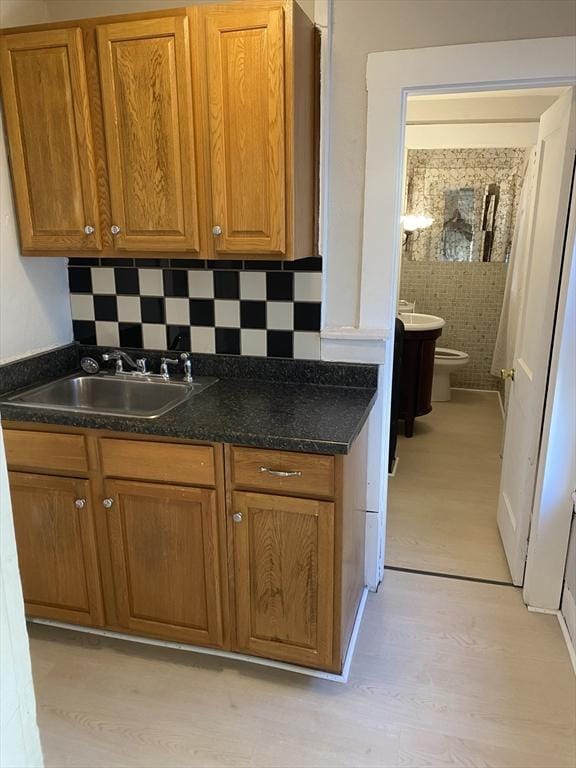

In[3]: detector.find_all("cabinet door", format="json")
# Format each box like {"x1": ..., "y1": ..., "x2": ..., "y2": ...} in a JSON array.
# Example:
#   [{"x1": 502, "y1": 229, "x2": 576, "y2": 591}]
[
  {"x1": 97, "y1": 17, "x2": 200, "y2": 252},
  {"x1": 232, "y1": 491, "x2": 334, "y2": 669},
  {"x1": 202, "y1": 6, "x2": 286, "y2": 254},
  {"x1": 8, "y1": 472, "x2": 103, "y2": 625},
  {"x1": 0, "y1": 29, "x2": 101, "y2": 251},
  {"x1": 106, "y1": 480, "x2": 223, "y2": 646}
]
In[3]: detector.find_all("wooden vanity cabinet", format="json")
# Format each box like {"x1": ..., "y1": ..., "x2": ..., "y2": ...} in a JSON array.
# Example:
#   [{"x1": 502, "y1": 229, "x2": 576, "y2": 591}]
[
  {"x1": 227, "y1": 443, "x2": 367, "y2": 673},
  {"x1": 0, "y1": 28, "x2": 101, "y2": 251},
  {"x1": 8, "y1": 473, "x2": 103, "y2": 626},
  {"x1": 3, "y1": 426, "x2": 103, "y2": 626},
  {"x1": 231, "y1": 491, "x2": 335, "y2": 669},
  {"x1": 3, "y1": 424, "x2": 367, "y2": 674},
  {"x1": 0, "y1": 1, "x2": 317, "y2": 260},
  {"x1": 105, "y1": 479, "x2": 224, "y2": 647}
]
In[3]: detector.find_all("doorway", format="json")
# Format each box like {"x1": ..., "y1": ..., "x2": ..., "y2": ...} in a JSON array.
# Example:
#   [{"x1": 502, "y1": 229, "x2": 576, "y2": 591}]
[{"x1": 386, "y1": 86, "x2": 571, "y2": 584}]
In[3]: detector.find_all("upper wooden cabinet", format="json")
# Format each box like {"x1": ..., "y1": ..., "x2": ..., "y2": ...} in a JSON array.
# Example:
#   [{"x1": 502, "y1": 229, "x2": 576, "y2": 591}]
[
  {"x1": 0, "y1": 1, "x2": 317, "y2": 260},
  {"x1": 0, "y1": 28, "x2": 101, "y2": 251},
  {"x1": 200, "y1": 6, "x2": 286, "y2": 255},
  {"x1": 97, "y1": 17, "x2": 201, "y2": 252},
  {"x1": 194, "y1": 2, "x2": 317, "y2": 259}
]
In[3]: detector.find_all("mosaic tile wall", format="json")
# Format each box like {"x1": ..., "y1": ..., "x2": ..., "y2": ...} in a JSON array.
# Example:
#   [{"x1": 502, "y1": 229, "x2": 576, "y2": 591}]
[
  {"x1": 400, "y1": 261, "x2": 507, "y2": 391},
  {"x1": 405, "y1": 148, "x2": 528, "y2": 263},
  {"x1": 68, "y1": 257, "x2": 322, "y2": 359}
]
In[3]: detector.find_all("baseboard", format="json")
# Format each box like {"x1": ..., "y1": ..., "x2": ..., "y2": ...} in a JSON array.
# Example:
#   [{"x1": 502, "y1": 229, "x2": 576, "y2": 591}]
[
  {"x1": 497, "y1": 390, "x2": 505, "y2": 421},
  {"x1": 388, "y1": 456, "x2": 399, "y2": 477},
  {"x1": 561, "y1": 586, "x2": 576, "y2": 663},
  {"x1": 27, "y1": 588, "x2": 369, "y2": 685},
  {"x1": 527, "y1": 605, "x2": 576, "y2": 675}
]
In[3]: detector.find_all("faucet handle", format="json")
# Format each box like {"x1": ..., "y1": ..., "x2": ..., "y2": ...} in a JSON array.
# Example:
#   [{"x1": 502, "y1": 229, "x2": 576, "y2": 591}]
[
  {"x1": 136, "y1": 357, "x2": 148, "y2": 374},
  {"x1": 160, "y1": 357, "x2": 179, "y2": 378},
  {"x1": 102, "y1": 351, "x2": 123, "y2": 373}
]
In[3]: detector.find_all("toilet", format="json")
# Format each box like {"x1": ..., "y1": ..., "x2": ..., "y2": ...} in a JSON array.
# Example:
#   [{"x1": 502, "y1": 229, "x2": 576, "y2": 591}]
[{"x1": 432, "y1": 347, "x2": 470, "y2": 402}]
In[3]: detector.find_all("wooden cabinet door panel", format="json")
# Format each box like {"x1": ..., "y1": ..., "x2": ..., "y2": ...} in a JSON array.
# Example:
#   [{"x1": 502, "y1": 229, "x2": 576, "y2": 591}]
[
  {"x1": 0, "y1": 29, "x2": 101, "y2": 251},
  {"x1": 202, "y1": 6, "x2": 286, "y2": 254},
  {"x1": 106, "y1": 480, "x2": 223, "y2": 646},
  {"x1": 97, "y1": 17, "x2": 200, "y2": 251},
  {"x1": 232, "y1": 491, "x2": 334, "y2": 669},
  {"x1": 8, "y1": 472, "x2": 103, "y2": 625}
]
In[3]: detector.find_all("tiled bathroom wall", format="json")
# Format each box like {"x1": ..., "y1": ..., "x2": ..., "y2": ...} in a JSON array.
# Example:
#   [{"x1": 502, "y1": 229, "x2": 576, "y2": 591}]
[
  {"x1": 400, "y1": 261, "x2": 507, "y2": 391},
  {"x1": 68, "y1": 257, "x2": 322, "y2": 360}
]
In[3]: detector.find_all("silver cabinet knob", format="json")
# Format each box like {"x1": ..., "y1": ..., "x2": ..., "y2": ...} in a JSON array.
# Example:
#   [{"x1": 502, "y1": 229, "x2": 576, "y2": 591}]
[
  {"x1": 212, "y1": 225, "x2": 222, "y2": 236},
  {"x1": 111, "y1": 225, "x2": 121, "y2": 235},
  {"x1": 232, "y1": 512, "x2": 243, "y2": 523},
  {"x1": 74, "y1": 498, "x2": 86, "y2": 509},
  {"x1": 102, "y1": 498, "x2": 114, "y2": 509},
  {"x1": 83, "y1": 225, "x2": 95, "y2": 235}
]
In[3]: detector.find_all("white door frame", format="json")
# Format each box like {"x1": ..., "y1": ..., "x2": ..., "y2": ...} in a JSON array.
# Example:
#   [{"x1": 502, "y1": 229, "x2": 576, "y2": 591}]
[{"x1": 328, "y1": 37, "x2": 576, "y2": 601}]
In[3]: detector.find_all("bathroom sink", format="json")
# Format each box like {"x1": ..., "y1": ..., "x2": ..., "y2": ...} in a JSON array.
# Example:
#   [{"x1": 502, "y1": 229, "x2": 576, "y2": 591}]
[
  {"x1": 2, "y1": 373, "x2": 217, "y2": 419},
  {"x1": 398, "y1": 312, "x2": 445, "y2": 332}
]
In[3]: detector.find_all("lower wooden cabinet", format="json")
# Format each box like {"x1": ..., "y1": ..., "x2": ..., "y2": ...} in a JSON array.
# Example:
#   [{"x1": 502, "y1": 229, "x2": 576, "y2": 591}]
[
  {"x1": 106, "y1": 479, "x2": 224, "y2": 647},
  {"x1": 4, "y1": 427, "x2": 368, "y2": 673},
  {"x1": 232, "y1": 491, "x2": 335, "y2": 669},
  {"x1": 8, "y1": 471, "x2": 103, "y2": 625}
]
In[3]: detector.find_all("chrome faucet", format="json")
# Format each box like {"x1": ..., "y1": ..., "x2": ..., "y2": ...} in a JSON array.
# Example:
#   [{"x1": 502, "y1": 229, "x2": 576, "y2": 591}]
[
  {"x1": 102, "y1": 350, "x2": 147, "y2": 375},
  {"x1": 180, "y1": 353, "x2": 193, "y2": 383}
]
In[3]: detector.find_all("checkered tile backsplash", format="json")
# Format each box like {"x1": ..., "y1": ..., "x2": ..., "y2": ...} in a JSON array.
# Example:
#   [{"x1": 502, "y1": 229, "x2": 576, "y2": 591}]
[{"x1": 68, "y1": 258, "x2": 322, "y2": 359}]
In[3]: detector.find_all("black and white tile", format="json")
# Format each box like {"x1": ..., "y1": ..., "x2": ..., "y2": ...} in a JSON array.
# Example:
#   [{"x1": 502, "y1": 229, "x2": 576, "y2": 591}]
[{"x1": 68, "y1": 258, "x2": 322, "y2": 359}]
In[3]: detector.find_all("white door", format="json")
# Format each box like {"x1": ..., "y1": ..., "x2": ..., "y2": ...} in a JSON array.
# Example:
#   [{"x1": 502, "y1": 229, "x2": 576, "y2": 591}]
[{"x1": 497, "y1": 88, "x2": 575, "y2": 585}]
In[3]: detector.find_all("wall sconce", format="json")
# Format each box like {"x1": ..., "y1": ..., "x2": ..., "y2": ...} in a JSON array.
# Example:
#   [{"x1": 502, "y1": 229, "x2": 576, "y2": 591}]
[{"x1": 401, "y1": 214, "x2": 434, "y2": 252}]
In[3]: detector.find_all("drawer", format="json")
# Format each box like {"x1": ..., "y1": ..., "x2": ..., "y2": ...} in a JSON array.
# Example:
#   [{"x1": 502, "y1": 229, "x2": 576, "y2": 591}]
[
  {"x1": 99, "y1": 438, "x2": 215, "y2": 486},
  {"x1": 3, "y1": 429, "x2": 88, "y2": 474},
  {"x1": 230, "y1": 446, "x2": 335, "y2": 498}
]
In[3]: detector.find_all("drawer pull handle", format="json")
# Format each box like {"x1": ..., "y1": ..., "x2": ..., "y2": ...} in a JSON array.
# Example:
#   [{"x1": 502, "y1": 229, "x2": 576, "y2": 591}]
[
  {"x1": 259, "y1": 467, "x2": 303, "y2": 478},
  {"x1": 102, "y1": 498, "x2": 114, "y2": 509},
  {"x1": 74, "y1": 498, "x2": 86, "y2": 509}
]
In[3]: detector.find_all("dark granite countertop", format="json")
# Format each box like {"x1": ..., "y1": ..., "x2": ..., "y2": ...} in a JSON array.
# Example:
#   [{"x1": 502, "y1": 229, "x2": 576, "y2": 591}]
[{"x1": 0, "y1": 346, "x2": 377, "y2": 455}]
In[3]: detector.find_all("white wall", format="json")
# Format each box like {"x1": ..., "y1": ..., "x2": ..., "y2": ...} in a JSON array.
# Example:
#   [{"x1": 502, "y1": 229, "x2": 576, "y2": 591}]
[
  {"x1": 0, "y1": 421, "x2": 44, "y2": 768},
  {"x1": 0, "y1": 0, "x2": 73, "y2": 364},
  {"x1": 405, "y1": 122, "x2": 539, "y2": 149},
  {"x1": 406, "y1": 91, "x2": 561, "y2": 124},
  {"x1": 46, "y1": 0, "x2": 314, "y2": 21},
  {"x1": 323, "y1": 0, "x2": 576, "y2": 330}
]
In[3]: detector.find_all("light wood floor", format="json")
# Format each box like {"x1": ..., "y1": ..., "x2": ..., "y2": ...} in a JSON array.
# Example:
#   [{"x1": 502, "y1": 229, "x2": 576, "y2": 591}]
[
  {"x1": 387, "y1": 389, "x2": 511, "y2": 582},
  {"x1": 29, "y1": 569, "x2": 575, "y2": 767}
]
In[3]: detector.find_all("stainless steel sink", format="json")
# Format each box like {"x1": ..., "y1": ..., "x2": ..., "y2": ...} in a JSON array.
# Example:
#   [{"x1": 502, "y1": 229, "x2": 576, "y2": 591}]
[{"x1": 2, "y1": 373, "x2": 217, "y2": 419}]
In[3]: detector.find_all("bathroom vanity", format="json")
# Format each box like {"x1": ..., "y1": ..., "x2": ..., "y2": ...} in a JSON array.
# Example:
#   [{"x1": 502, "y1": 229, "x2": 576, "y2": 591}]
[
  {"x1": 397, "y1": 312, "x2": 445, "y2": 437},
  {"x1": 0, "y1": 347, "x2": 376, "y2": 676}
]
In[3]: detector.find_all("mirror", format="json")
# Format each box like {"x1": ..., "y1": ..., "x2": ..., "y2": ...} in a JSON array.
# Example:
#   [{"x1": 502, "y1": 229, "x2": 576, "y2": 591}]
[{"x1": 403, "y1": 148, "x2": 527, "y2": 263}]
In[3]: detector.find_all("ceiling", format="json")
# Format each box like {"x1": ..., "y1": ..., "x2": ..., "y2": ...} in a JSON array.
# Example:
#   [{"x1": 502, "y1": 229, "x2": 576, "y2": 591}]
[{"x1": 406, "y1": 86, "x2": 567, "y2": 124}]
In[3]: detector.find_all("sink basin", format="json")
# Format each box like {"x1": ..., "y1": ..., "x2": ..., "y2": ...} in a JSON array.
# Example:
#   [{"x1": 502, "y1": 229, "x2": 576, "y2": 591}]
[
  {"x1": 2, "y1": 373, "x2": 217, "y2": 419},
  {"x1": 398, "y1": 312, "x2": 445, "y2": 332}
]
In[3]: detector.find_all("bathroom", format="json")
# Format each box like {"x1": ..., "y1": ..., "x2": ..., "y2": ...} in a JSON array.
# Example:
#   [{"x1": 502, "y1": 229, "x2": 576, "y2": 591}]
[{"x1": 387, "y1": 87, "x2": 565, "y2": 583}]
